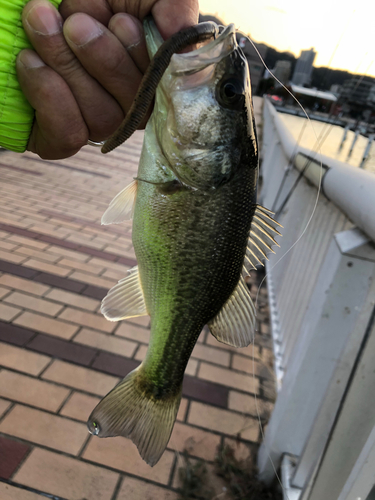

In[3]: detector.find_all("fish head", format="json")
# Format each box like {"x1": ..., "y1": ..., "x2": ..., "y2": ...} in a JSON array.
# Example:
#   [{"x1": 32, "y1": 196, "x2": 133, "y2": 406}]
[{"x1": 144, "y1": 20, "x2": 258, "y2": 191}]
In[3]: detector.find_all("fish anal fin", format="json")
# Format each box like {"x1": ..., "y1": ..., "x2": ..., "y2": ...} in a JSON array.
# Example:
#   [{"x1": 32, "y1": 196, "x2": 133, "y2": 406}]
[
  {"x1": 208, "y1": 276, "x2": 255, "y2": 347},
  {"x1": 101, "y1": 266, "x2": 147, "y2": 321},
  {"x1": 102, "y1": 179, "x2": 138, "y2": 225},
  {"x1": 87, "y1": 366, "x2": 182, "y2": 467}
]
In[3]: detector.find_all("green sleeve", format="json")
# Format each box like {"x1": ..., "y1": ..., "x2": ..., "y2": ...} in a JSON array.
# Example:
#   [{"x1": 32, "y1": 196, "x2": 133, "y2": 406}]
[{"x1": 0, "y1": 0, "x2": 62, "y2": 152}]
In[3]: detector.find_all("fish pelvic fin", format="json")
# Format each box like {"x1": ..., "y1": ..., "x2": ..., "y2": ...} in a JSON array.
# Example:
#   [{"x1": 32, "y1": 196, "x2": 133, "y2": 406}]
[
  {"x1": 243, "y1": 205, "x2": 282, "y2": 274},
  {"x1": 87, "y1": 366, "x2": 182, "y2": 467},
  {"x1": 208, "y1": 276, "x2": 256, "y2": 347},
  {"x1": 101, "y1": 266, "x2": 147, "y2": 321},
  {"x1": 101, "y1": 179, "x2": 138, "y2": 225}
]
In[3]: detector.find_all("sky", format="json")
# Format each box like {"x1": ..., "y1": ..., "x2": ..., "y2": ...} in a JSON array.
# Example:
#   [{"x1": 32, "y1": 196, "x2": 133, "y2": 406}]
[{"x1": 199, "y1": 0, "x2": 375, "y2": 77}]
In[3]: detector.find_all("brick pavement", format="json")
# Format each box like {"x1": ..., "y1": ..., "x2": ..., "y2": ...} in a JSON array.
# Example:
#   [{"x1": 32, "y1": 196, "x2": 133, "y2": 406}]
[{"x1": 0, "y1": 129, "x2": 275, "y2": 500}]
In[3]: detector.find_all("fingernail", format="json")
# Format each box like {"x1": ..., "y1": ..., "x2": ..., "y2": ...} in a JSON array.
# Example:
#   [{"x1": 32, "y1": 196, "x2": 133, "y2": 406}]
[
  {"x1": 17, "y1": 50, "x2": 45, "y2": 69},
  {"x1": 109, "y1": 14, "x2": 142, "y2": 50},
  {"x1": 26, "y1": 2, "x2": 62, "y2": 36},
  {"x1": 64, "y1": 14, "x2": 103, "y2": 47}
]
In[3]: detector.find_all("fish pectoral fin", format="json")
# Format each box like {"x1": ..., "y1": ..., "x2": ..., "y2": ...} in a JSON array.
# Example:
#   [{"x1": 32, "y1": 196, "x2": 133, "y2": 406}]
[
  {"x1": 87, "y1": 366, "x2": 182, "y2": 467},
  {"x1": 243, "y1": 205, "x2": 282, "y2": 273},
  {"x1": 101, "y1": 266, "x2": 147, "y2": 321},
  {"x1": 208, "y1": 276, "x2": 256, "y2": 347},
  {"x1": 101, "y1": 179, "x2": 138, "y2": 225}
]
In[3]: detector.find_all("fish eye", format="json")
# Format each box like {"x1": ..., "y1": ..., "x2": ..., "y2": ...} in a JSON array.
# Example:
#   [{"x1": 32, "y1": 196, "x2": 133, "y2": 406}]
[{"x1": 217, "y1": 77, "x2": 244, "y2": 109}]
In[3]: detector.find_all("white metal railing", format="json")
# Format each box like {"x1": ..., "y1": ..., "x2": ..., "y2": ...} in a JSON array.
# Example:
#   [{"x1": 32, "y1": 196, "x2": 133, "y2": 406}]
[{"x1": 257, "y1": 98, "x2": 375, "y2": 500}]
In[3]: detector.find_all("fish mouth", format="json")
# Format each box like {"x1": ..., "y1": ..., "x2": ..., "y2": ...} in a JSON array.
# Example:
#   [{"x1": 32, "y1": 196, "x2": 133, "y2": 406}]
[{"x1": 169, "y1": 24, "x2": 237, "y2": 76}]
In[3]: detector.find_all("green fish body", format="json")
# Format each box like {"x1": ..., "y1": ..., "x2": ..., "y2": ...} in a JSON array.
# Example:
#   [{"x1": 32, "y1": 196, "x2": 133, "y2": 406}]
[{"x1": 88, "y1": 20, "x2": 281, "y2": 466}]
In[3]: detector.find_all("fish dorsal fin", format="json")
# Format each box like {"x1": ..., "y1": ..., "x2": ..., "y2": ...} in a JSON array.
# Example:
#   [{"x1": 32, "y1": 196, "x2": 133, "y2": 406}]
[
  {"x1": 101, "y1": 266, "x2": 147, "y2": 321},
  {"x1": 101, "y1": 180, "x2": 138, "y2": 225},
  {"x1": 243, "y1": 205, "x2": 282, "y2": 273},
  {"x1": 208, "y1": 276, "x2": 256, "y2": 347}
]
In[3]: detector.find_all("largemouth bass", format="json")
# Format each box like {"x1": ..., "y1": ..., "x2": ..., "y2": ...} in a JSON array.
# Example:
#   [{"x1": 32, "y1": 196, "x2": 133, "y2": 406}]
[{"x1": 87, "y1": 19, "x2": 281, "y2": 466}]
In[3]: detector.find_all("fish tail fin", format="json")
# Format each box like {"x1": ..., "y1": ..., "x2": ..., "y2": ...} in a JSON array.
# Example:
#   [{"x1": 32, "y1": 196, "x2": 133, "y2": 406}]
[{"x1": 87, "y1": 366, "x2": 182, "y2": 466}]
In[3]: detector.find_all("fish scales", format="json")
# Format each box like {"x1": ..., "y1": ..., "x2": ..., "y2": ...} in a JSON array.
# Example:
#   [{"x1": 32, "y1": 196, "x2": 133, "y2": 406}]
[
  {"x1": 134, "y1": 168, "x2": 257, "y2": 390},
  {"x1": 87, "y1": 19, "x2": 281, "y2": 467}
]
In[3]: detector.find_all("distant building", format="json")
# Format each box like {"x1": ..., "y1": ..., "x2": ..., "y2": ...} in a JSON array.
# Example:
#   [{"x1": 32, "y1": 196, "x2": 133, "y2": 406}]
[
  {"x1": 340, "y1": 76, "x2": 375, "y2": 117},
  {"x1": 272, "y1": 60, "x2": 291, "y2": 86},
  {"x1": 330, "y1": 84, "x2": 342, "y2": 96},
  {"x1": 291, "y1": 48, "x2": 316, "y2": 86}
]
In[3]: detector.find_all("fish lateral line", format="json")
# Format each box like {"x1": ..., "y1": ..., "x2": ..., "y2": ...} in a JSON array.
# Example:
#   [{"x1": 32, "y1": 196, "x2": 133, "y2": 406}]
[{"x1": 134, "y1": 176, "x2": 189, "y2": 195}]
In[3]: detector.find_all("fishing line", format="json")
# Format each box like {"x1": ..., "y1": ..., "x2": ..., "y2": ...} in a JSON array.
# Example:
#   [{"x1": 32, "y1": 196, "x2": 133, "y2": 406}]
[{"x1": 241, "y1": 35, "x2": 327, "y2": 499}]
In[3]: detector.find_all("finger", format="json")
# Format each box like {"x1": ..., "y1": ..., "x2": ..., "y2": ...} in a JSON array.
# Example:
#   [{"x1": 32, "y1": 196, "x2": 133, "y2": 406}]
[
  {"x1": 16, "y1": 50, "x2": 88, "y2": 159},
  {"x1": 109, "y1": 14, "x2": 149, "y2": 74},
  {"x1": 23, "y1": 0, "x2": 124, "y2": 141},
  {"x1": 151, "y1": 0, "x2": 199, "y2": 39},
  {"x1": 64, "y1": 13, "x2": 151, "y2": 127},
  {"x1": 59, "y1": 0, "x2": 113, "y2": 25},
  {"x1": 107, "y1": 0, "x2": 199, "y2": 39}
]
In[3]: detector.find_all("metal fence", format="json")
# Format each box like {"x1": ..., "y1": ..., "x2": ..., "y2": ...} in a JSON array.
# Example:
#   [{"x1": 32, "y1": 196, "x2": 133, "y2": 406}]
[{"x1": 257, "y1": 98, "x2": 375, "y2": 500}]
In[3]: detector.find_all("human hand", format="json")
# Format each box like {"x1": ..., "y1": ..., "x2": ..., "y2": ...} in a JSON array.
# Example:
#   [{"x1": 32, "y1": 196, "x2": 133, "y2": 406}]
[{"x1": 16, "y1": 0, "x2": 198, "y2": 159}]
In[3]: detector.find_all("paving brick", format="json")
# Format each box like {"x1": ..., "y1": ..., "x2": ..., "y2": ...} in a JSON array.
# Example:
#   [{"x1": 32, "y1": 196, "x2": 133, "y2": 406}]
[
  {"x1": 27, "y1": 333, "x2": 97, "y2": 366},
  {"x1": 14, "y1": 312, "x2": 79, "y2": 340},
  {"x1": 0, "y1": 370, "x2": 70, "y2": 412},
  {"x1": 14, "y1": 448, "x2": 119, "y2": 500},
  {"x1": 0, "y1": 342, "x2": 50, "y2": 375},
  {"x1": 191, "y1": 343, "x2": 230, "y2": 367},
  {"x1": 91, "y1": 352, "x2": 139, "y2": 377},
  {"x1": 58, "y1": 307, "x2": 115, "y2": 333},
  {"x1": 0, "y1": 249, "x2": 26, "y2": 264},
  {"x1": 177, "y1": 398, "x2": 188, "y2": 422},
  {"x1": 224, "y1": 437, "x2": 253, "y2": 462},
  {"x1": 4, "y1": 291, "x2": 64, "y2": 316},
  {"x1": 74, "y1": 328, "x2": 137, "y2": 357},
  {"x1": 42, "y1": 360, "x2": 120, "y2": 396},
  {"x1": 205, "y1": 334, "x2": 261, "y2": 358},
  {"x1": 0, "y1": 274, "x2": 50, "y2": 296},
  {"x1": 116, "y1": 321, "x2": 150, "y2": 344},
  {"x1": 188, "y1": 402, "x2": 259, "y2": 442},
  {"x1": 44, "y1": 288, "x2": 99, "y2": 311},
  {"x1": 0, "y1": 285, "x2": 10, "y2": 299},
  {"x1": 169, "y1": 422, "x2": 221, "y2": 461},
  {"x1": 117, "y1": 476, "x2": 179, "y2": 500},
  {"x1": 228, "y1": 390, "x2": 261, "y2": 415},
  {"x1": 198, "y1": 362, "x2": 259, "y2": 394},
  {"x1": 126, "y1": 315, "x2": 151, "y2": 328},
  {"x1": 0, "y1": 398, "x2": 11, "y2": 418},
  {"x1": 0, "y1": 436, "x2": 30, "y2": 480},
  {"x1": 68, "y1": 271, "x2": 116, "y2": 289},
  {"x1": 0, "y1": 405, "x2": 88, "y2": 455},
  {"x1": 23, "y1": 259, "x2": 71, "y2": 277},
  {"x1": 83, "y1": 436, "x2": 174, "y2": 485},
  {"x1": 182, "y1": 376, "x2": 228, "y2": 409},
  {"x1": 81, "y1": 284, "x2": 107, "y2": 300},
  {"x1": 7, "y1": 234, "x2": 49, "y2": 250},
  {"x1": 0, "y1": 259, "x2": 37, "y2": 279},
  {"x1": 0, "y1": 240, "x2": 18, "y2": 251},
  {"x1": 59, "y1": 258, "x2": 105, "y2": 275},
  {"x1": 46, "y1": 244, "x2": 90, "y2": 261},
  {"x1": 0, "y1": 302, "x2": 22, "y2": 321},
  {"x1": 33, "y1": 272, "x2": 85, "y2": 293},
  {"x1": 60, "y1": 391, "x2": 100, "y2": 422},
  {"x1": 0, "y1": 482, "x2": 45, "y2": 500},
  {"x1": 0, "y1": 322, "x2": 36, "y2": 346},
  {"x1": 14, "y1": 246, "x2": 60, "y2": 263}
]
